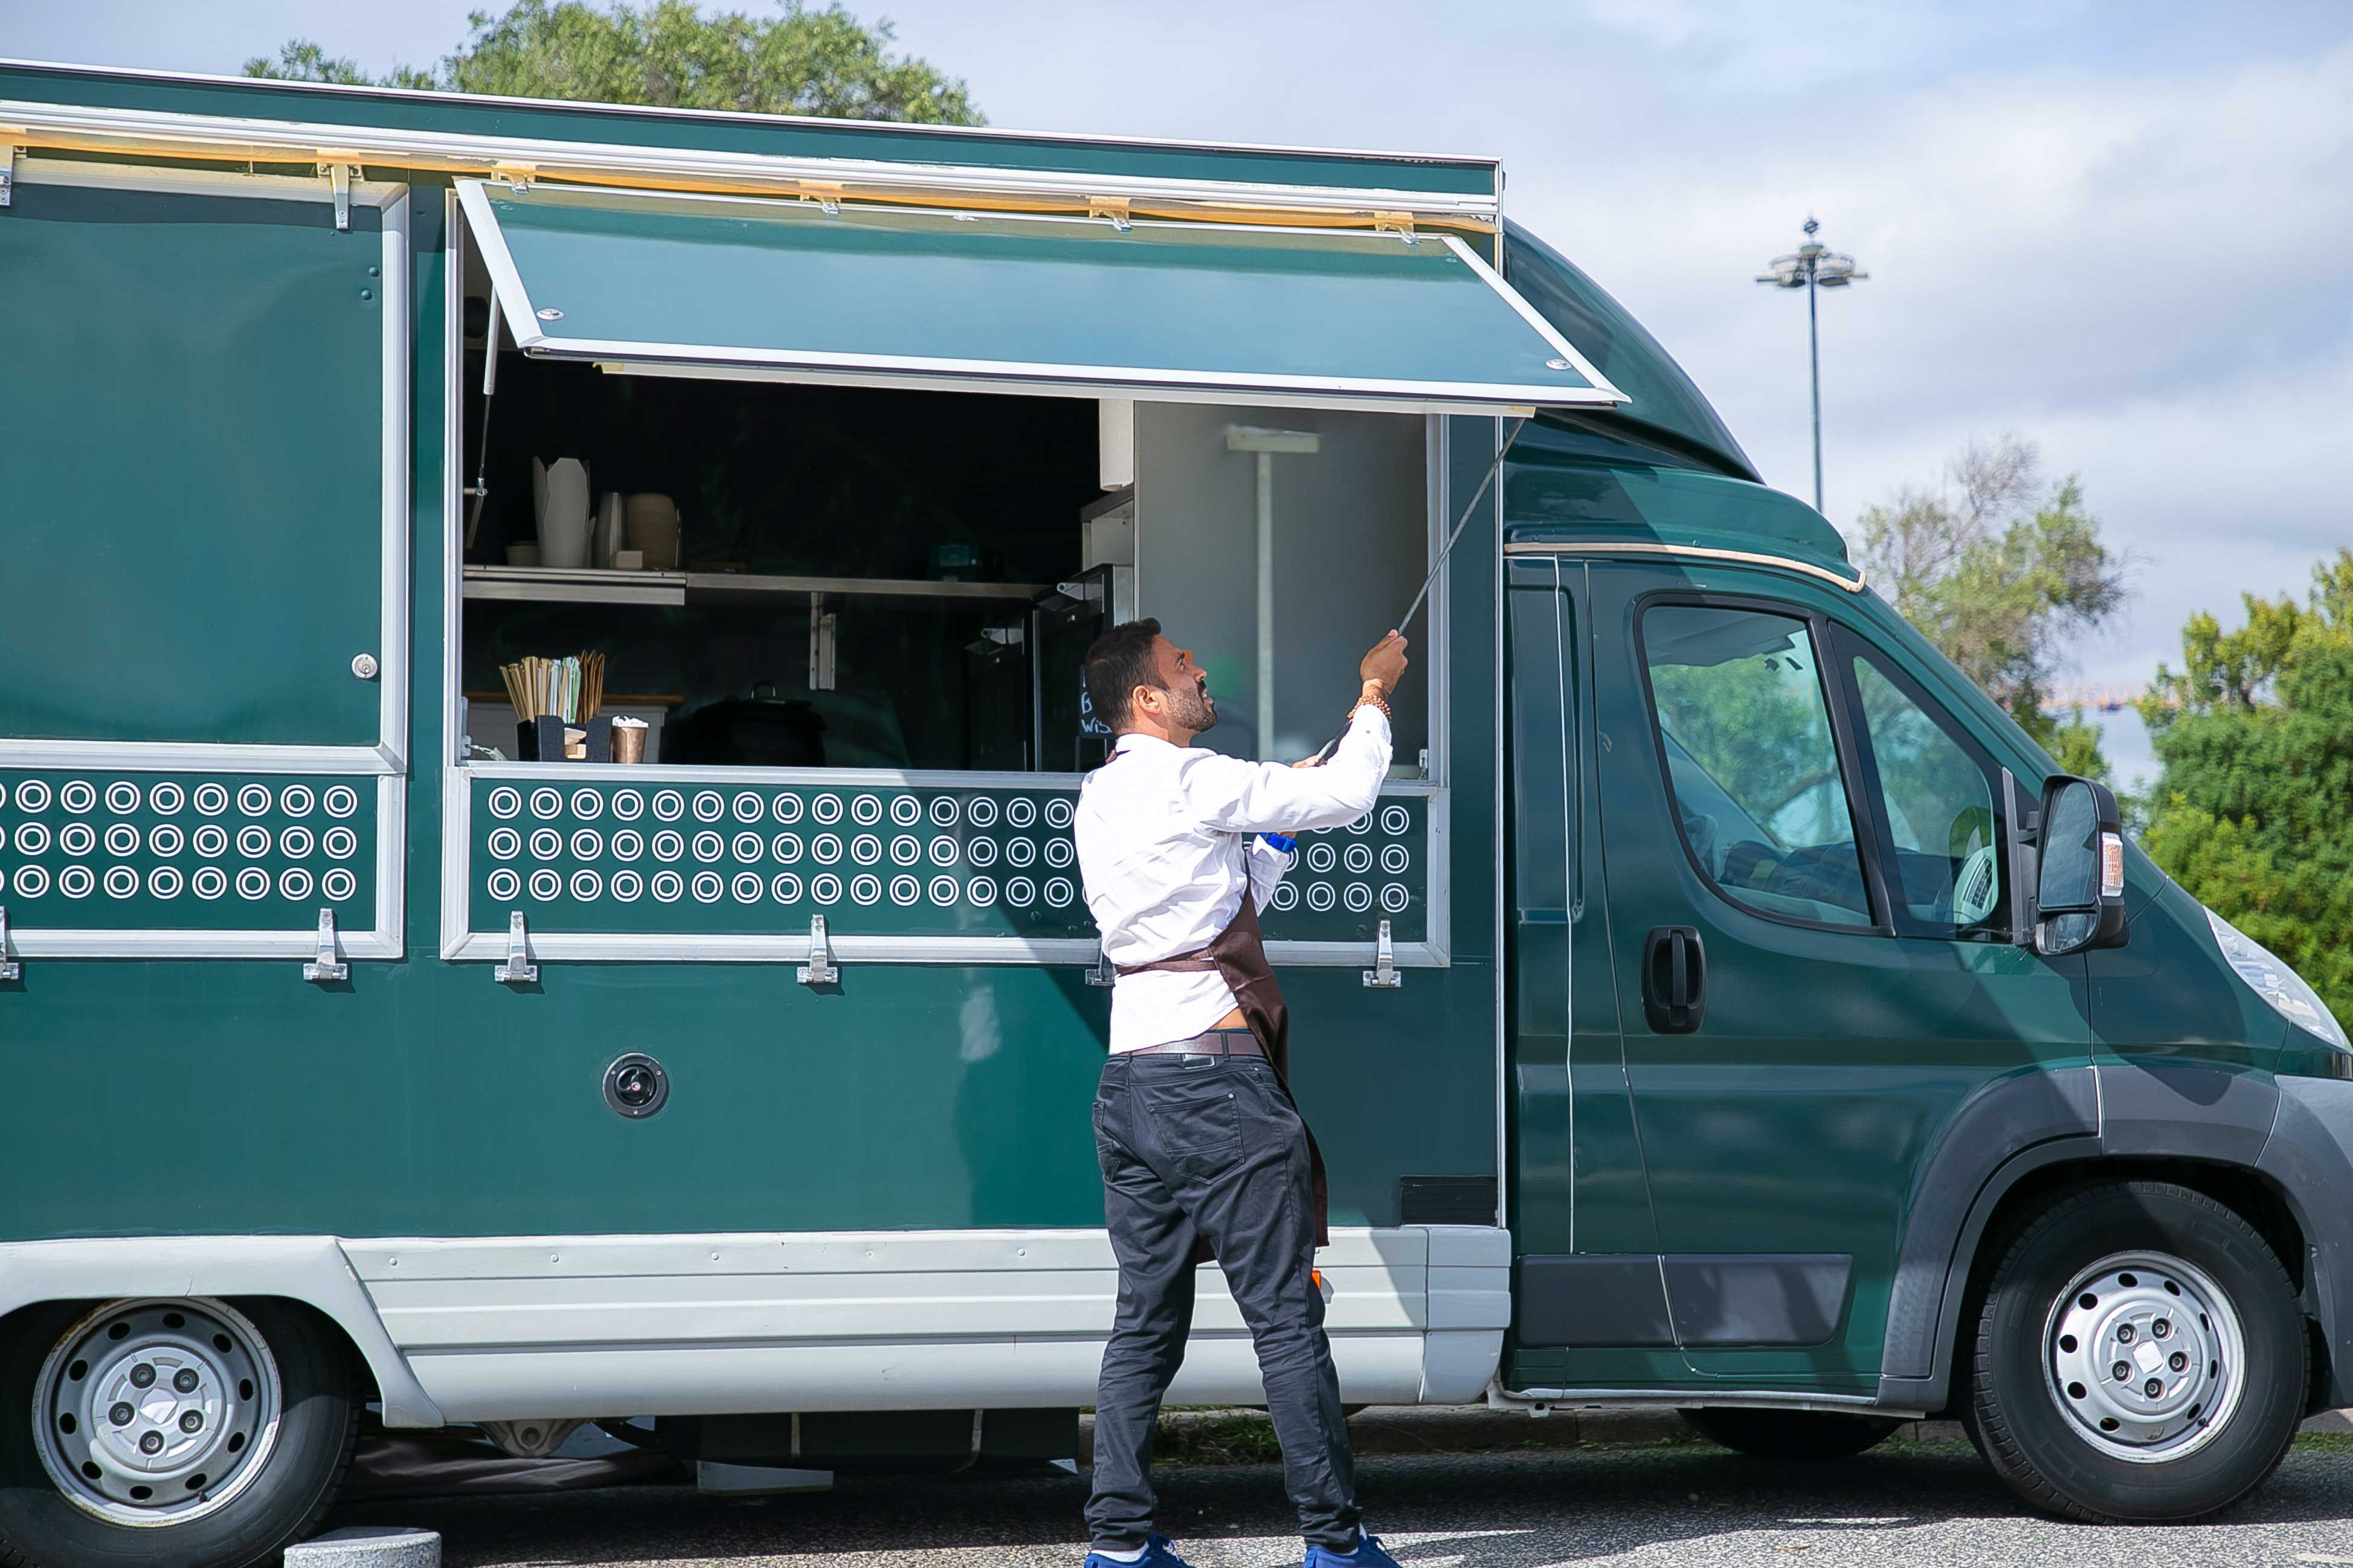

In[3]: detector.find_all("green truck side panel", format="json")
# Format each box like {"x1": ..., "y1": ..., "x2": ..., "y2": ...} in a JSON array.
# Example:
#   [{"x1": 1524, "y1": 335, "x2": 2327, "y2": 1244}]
[
  {"x1": 0, "y1": 774, "x2": 374, "y2": 921},
  {"x1": 0, "y1": 181, "x2": 384, "y2": 747},
  {"x1": 462, "y1": 776, "x2": 1428, "y2": 945},
  {"x1": 0, "y1": 63, "x2": 1498, "y2": 198},
  {"x1": 0, "y1": 187, "x2": 1498, "y2": 1242}
]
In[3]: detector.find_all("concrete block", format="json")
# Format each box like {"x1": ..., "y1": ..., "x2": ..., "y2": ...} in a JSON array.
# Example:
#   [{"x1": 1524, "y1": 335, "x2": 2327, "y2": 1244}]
[{"x1": 285, "y1": 1526, "x2": 440, "y2": 1567}]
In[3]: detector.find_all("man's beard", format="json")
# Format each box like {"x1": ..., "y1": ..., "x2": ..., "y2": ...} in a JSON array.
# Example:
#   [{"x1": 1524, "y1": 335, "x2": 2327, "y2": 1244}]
[{"x1": 1165, "y1": 675, "x2": 1217, "y2": 733}]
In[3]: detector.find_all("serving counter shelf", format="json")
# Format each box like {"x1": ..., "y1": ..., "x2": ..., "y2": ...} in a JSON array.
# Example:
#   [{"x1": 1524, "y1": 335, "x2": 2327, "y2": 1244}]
[{"x1": 462, "y1": 565, "x2": 1051, "y2": 609}]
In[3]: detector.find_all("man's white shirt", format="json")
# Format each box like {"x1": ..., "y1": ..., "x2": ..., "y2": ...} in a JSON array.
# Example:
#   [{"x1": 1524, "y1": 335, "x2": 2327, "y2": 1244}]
[{"x1": 1075, "y1": 706, "x2": 1392, "y2": 1052}]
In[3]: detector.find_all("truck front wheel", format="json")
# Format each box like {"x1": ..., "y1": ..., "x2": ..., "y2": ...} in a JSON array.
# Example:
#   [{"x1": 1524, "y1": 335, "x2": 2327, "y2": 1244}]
[
  {"x1": 0, "y1": 1297, "x2": 357, "y2": 1568},
  {"x1": 1967, "y1": 1180, "x2": 2306, "y2": 1523}
]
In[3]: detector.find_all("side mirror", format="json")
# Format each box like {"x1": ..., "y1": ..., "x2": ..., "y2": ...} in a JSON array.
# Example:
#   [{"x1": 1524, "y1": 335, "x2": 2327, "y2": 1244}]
[{"x1": 2032, "y1": 776, "x2": 2128, "y2": 956}]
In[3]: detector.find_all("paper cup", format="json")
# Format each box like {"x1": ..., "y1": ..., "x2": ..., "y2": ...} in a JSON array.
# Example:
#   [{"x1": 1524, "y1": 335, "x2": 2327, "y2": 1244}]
[{"x1": 612, "y1": 716, "x2": 648, "y2": 764}]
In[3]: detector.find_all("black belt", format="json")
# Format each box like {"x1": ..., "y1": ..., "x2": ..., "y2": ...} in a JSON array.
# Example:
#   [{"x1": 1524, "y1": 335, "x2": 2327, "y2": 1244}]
[{"x1": 1122, "y1": 1029, "x2": 1265, "y2": 1059}]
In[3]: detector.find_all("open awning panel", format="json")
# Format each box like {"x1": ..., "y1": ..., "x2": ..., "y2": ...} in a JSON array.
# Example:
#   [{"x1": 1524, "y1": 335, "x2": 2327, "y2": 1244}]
[{"x1": 459, "y1": 181, "x2": 1624, "y2": 414}]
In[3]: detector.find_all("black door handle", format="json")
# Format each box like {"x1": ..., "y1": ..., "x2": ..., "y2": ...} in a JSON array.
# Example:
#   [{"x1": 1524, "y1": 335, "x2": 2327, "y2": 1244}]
[{"x1": 1641, "y1": 926, "x2": 1707, "y2": 1033}]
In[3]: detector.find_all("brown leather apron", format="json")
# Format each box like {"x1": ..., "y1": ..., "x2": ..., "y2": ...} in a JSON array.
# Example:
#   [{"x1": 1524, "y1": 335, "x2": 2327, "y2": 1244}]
[{"x1": 1116, "y1": 860, "x2": 1331, "y2": 1250}]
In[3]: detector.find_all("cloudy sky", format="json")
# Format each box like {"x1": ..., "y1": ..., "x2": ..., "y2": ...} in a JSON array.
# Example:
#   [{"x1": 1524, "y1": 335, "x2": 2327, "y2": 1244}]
[{"x1": 11, "y1": 1, "x2": 2352, "y2": 782}]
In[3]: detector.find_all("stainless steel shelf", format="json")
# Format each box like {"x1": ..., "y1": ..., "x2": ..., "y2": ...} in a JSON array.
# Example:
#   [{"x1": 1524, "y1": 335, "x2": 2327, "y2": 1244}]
[{"x1": 463, "y1": 565, "x2": 1048, "y2": 608}]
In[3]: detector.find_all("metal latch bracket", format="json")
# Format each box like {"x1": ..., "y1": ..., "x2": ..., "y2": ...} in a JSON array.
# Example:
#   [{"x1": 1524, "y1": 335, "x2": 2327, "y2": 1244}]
[
  {"x1": 798, "y1": 915, "x2": 839, "y2": 986},
  {"x1": 318, "y1": 161, "x2": 358, "y2": 232},
  {"x1": 0, "y1": 139, "x2": 21, "y2": 211},
  {"x1": 1087, "y1": 943, "x2": 1116, "y2": 987},
  {"x1": 1363, "y1": 918, "x2": 1402, "y2": 989},
  {"x1": 0, "y1": 906, "x2": 18, "y2": 982},
  {"x1": 495, "y1": 911, "x2": 538, "y2": 985},
  {"x1": 798, "y1": 179, "x2": 843, "y2": 214},
  {"x1": 1089, "y1": 196, "x2": 1132, "y2": 232},
  {"x1": 1372, "y1": 211, "x2": 1417, "y2": 243},
  {"x1": 489, "y1": 162, "x2": 536, "y2": 191},
  {"x1": 302, "y1": 908, "x2": 348, "y2": 983}
]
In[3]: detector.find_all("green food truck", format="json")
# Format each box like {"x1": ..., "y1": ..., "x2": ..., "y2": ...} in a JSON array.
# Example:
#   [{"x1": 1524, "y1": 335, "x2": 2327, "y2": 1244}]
[{"x1": 1, "y1": 56, "x2": 2349, "y2": 1567}]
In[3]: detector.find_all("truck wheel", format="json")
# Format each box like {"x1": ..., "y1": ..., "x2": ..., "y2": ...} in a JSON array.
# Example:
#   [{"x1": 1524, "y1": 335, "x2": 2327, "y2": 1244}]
[
  {"x1": 0, "y1": 1297, "x2": 358, "y2": 1568},
  {"x1": 1968, "y1": 1181, "x2": 2306, "y2": 1523},
  {"x1": 1679, "y1": 1408, "x2": 1903, "y2": 1459}
]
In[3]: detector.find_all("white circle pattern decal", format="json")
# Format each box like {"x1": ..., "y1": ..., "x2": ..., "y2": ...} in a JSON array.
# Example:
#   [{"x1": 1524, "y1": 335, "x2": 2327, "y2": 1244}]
[
  {"x1": 62, "y1": 780, "x2": 97, "y2": 815},
  {"x1": 106, "y1": 782, "x2": 141, "y2": 814},
  {"x1": 279, "y1": 785, "x2": 316, "y2": 817},
  {"x1": 487, "y1": 787, "x2": 522, "y2": 820},
  {"x1": 324, "y1": 785, "x2": 359, "y2": 818}
]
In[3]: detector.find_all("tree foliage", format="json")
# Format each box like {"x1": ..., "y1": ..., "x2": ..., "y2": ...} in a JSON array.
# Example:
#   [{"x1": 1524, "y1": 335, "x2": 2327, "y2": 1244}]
[
  {"x1": 1853, "y1": 435, "x2": 2128, "y2": 779},
  {"x1": 2139, "y1": 552, "x2": 2353, "y2": 1019},
  {"x1": 245, "y1": 1, "x2": 981, "y2": 124}
]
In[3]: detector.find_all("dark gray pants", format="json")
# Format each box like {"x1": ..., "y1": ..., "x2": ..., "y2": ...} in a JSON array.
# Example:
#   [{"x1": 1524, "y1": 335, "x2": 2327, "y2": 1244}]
[{"x1": 1087, "y1": 1039, "x2": 1359, "y2": 1550}]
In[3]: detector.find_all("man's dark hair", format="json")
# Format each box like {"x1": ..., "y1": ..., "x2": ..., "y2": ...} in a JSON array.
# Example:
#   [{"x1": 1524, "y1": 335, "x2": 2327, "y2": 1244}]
[{"x1": 1083, "y1": 618, "x2": 1164, "y2": 732}]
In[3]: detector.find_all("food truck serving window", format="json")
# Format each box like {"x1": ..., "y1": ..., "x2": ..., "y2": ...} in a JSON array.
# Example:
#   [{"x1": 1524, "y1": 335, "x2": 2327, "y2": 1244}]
[
  {"x1": 442, "y1": 184, "x2": 1537, "y2": 973},
  {"x1": 455, "y1": 182, "x2": 1623, "y2": 413}
]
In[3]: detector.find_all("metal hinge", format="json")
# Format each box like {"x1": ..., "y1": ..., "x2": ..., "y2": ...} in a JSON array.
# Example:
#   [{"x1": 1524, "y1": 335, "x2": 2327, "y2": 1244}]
[
  {"x1": 1087, "y1": 943, "x2": 1116, "y2": 987},
  {"x1": 1363, "y1": 918, "x2": 1402, "y2": 989},
  {"x1": 319, "y1": 161, "x2": 358, "y2": 232},
  {"x1": 1088, "y1": 196, "x2": 1132, "y2": 232},
  {"x1": 0, "y1": 906, "x2": 18, "y2": 982},
  {"x1": 798, "y1": 179, "x2": 843, "y2": 215},
  {"x1": 489, "y1": 162, "x2": 536, "y2": 191},
  {"x1": 302, "y1": 908, "x2": 348, "y2": 983},
  {"x1": 797, "y1": 915, "x2": 838, "y2": 986},
  {"x1": 1372, "y1": 211, "x2": 1417, "y2": 243},
  {"x1": 495, "y1": 911, "x2": 538, "y2": 985}
]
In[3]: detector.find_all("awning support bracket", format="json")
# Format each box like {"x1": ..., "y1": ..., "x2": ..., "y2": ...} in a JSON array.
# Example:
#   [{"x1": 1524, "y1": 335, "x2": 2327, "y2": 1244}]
[
  {"x1": 798, "y1": 916, "x2": 838, "y2": 986},
  {"x1": 1363, "y1": 919, "x2": 1402, "y2": 989},
  {"x1": 302, "y1": 908, "x2": 349, "y2": 984},
  {"x1": 1089, "y1": 196, "x2": 1132, "y2": 232},
  {"x1": 799, "y1": 179, "x2": 843, "y2": 215},
  {"x1": 495, "y1": 911, "x2": 538, "y2": 985},
  {"x1": 1373, "y1": 211, "x2": 1417, "y2": 244},
  {"x1": 319, "y1": 161, "x2": 357, "y2": 231},
  {"x1": 0, "y1": 906, "x2": 18, "y2": 982},
  {"x1": 1087, "y1": 943, "x2": 1115, "y2": 987}
]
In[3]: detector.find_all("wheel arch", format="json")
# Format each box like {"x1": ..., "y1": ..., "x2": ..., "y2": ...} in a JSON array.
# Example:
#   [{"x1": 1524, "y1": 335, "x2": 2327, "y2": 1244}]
[
  {"x1": 1875, "y1": 1061, "x2": 2331, "y2": 1415},
  {"x1": 0, "y1": 1238, "x2": 442, "y2": 1428}
]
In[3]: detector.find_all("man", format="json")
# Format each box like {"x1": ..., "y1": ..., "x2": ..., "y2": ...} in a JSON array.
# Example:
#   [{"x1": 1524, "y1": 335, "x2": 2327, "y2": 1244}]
[{"x1": 1074, "y1": 619, "x2": 1409, "y2": 1568}]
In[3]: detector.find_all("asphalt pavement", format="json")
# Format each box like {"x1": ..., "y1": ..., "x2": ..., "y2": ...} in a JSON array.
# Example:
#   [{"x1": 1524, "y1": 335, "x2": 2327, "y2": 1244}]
[{"x1": 329, "y1": 1424, "x2": 2353, "y2": 1568}]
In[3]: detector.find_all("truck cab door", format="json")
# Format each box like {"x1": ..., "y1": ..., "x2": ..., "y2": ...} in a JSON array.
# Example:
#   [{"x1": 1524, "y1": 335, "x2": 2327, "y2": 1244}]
[
  {"x1": 1501, "y1": 554, "x2": 1679, "y2": 1390},
  {"x1": 1587, "y1": 562, "x2": 2090, "y2": 1389}
]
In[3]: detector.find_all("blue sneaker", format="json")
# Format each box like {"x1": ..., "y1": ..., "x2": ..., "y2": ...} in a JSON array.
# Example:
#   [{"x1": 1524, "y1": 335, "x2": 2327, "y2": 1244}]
[
  {"x1": 1086, "y1": 1535, "x2": 1193, "y2": 1568},
  {"x1": 1305, "y1": 1533, "x2": 1403, "y2": 1568}
]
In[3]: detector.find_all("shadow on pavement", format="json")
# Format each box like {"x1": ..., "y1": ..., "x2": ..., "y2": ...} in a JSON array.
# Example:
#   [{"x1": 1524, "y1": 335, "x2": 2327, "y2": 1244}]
[{"x1": 329, "y1": 1442, "x2": 2353, "y2": 1567}]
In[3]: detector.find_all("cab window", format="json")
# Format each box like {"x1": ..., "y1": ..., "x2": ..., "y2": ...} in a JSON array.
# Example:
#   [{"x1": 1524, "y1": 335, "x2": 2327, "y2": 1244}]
[
  {"x1": 1845, "y1": 649, "x2": 2006, "y2": 939},
  {"x1": 1639, "y1": 603, "x2": 1873, "y2": 929}
]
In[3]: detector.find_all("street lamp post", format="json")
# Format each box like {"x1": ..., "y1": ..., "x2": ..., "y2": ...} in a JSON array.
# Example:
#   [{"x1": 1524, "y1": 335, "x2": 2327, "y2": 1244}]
[{"x1": 1757, "y1": 217, "x2": 1867, "y2": 515}]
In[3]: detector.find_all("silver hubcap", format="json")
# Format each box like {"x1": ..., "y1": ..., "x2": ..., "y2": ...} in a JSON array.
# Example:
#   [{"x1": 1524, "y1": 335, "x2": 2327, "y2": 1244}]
[
  {"x1": 31, "y1": 1299, "x2": 283, "y2": 1526},
  {"x1": 2043, "y1": 1251, "x2": 2244, "y2": 1462}
]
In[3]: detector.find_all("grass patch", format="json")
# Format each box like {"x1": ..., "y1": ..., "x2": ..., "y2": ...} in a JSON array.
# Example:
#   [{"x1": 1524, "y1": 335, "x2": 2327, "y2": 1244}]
[{"x1": 1154, "y1": 1412, "x2": 1284, "y2": 1467}]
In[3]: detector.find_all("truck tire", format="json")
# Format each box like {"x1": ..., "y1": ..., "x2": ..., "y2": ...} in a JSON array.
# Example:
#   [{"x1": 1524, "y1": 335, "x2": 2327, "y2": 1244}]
[
  {"x1": 0, "y1": 1297, "x2": 358, "y2": 1568},
  {"x1": 1966, "y1": 1180, "x2": 2306, "y2": 1523},
  {"x1": 1679, "y1": 1408, "x2": 1902, "y2": 1460}
]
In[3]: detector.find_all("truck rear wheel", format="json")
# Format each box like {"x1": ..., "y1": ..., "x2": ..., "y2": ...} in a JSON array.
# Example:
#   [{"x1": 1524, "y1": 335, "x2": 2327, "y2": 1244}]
[
  {"x1": 1679, "y1": 1407, "x2": 1902, "y2": 1460},
  {"x1": 1967, "y1": 1180, "x2": 2306, "y2": 1523},
  {"x1": 0, "y1": 1297, "x2": 358, "y2": 1568}
]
